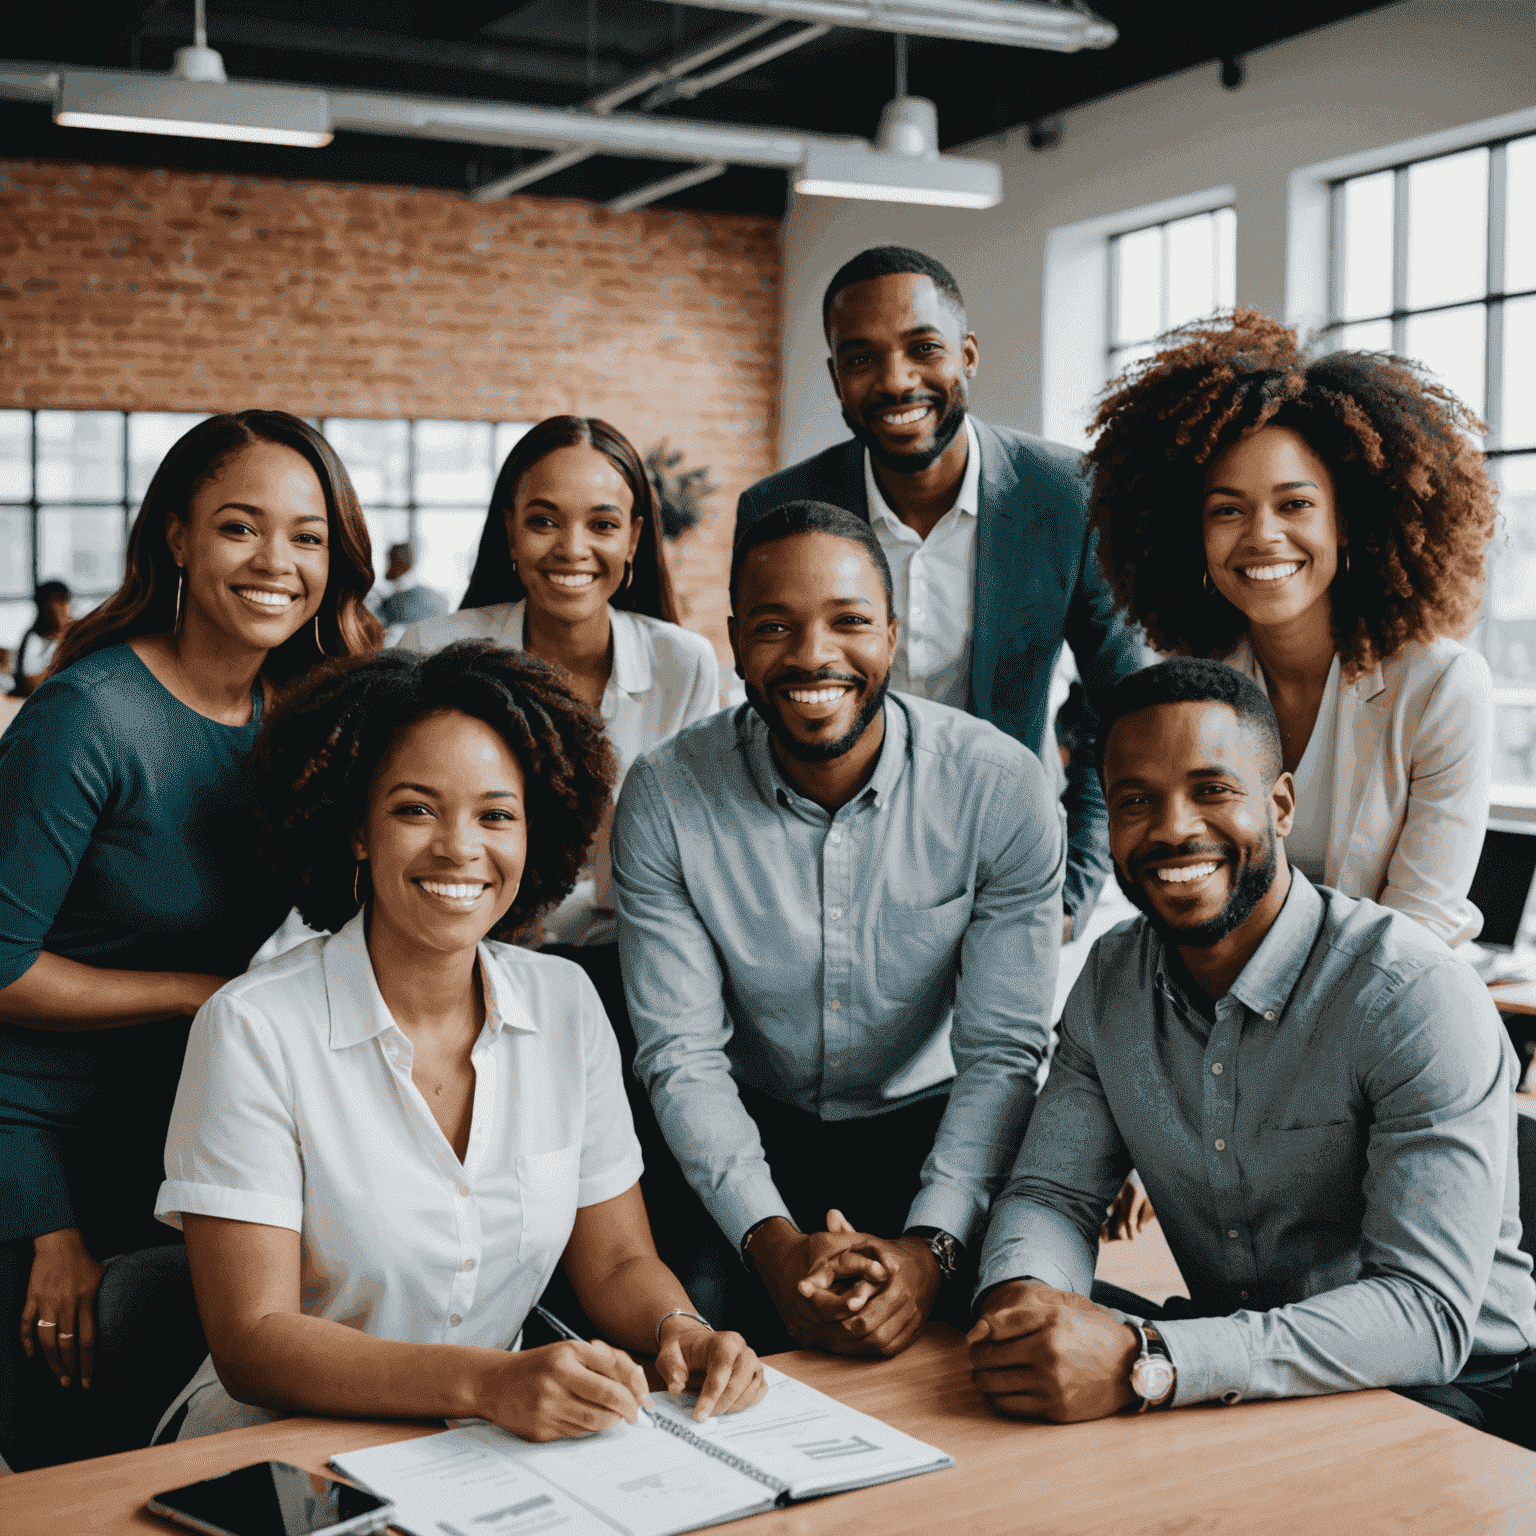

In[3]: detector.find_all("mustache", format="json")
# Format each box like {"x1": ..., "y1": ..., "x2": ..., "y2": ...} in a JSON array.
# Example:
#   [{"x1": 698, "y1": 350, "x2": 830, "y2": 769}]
[
  {"x1": 769, "y1": 668, "x2": 863, "y2": 688},
  {"x1": 1132, "y1": 840, "x2": 1234, "y2": 876}
]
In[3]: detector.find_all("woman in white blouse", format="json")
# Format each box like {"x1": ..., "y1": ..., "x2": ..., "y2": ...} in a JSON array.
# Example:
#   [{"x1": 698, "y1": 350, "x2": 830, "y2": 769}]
[
  {"x1": 155, "y1": 642, "x2": 762, "y2": 1441},
  {"x1": 1087, "y1": 311, "x2": 1499, "y2": 948}
]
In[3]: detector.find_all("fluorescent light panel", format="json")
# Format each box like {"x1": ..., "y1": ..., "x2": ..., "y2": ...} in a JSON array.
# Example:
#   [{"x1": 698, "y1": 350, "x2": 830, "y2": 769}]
[
  {"x1": 795, "y1": 176, "x2": 997, "y2": 209},
  {"x1": 796, "y1": 144, "x2": 1001, "y2": 209},
  {"x1": 55, "y1": 72, "x2": 332, "y2": 148}
]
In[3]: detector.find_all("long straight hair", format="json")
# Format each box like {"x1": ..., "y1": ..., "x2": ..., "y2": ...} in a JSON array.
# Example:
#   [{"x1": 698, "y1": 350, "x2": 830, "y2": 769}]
[
  {"x1": 51, "y1": 411, "x2": 382, "y2": 686},
  {"x1": 459, "y1": 416, "x2": 680, "y2": 624}
]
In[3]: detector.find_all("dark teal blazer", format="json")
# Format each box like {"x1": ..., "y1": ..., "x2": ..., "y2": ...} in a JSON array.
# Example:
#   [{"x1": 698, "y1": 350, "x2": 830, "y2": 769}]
[{"x1": 734, "y1": 418, "x2": 1144, "y2": 926}]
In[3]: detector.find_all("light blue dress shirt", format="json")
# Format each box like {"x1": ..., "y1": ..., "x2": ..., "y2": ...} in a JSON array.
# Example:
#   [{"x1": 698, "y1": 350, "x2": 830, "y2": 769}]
[
  {"x1": 979, "y1": 872, "x2": 1536, "y2": 1406},
  {"x1": 612, "y1": 694, "x2": 1065, "y2": 1252}
]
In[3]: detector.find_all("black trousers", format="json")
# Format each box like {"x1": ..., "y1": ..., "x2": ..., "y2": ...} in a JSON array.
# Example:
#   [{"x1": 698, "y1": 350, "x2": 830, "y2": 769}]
[{"x1": 1090, "y1": 1280, "x2": 1536, "y2": 1451}]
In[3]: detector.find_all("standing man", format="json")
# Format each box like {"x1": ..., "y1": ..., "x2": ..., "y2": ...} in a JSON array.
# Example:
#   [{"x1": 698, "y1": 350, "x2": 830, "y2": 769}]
[
  {"x1": 969, "y1": 658, "x2": 1536, "y2": 1444},
  {"x1": 737, "y1": 246, "x2": 1142, "y2": 938},
  {"x1": 612, "y1": 503, "x2": 1064, "y2": 1357}
]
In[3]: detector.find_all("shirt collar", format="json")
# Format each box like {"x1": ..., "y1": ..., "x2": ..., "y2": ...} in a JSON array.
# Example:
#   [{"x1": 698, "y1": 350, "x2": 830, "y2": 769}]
[
  {"x1": 503, "y1": 598, "x2": 652, "y2": 714},
  {"x1": 322, "y1": 911, "x2": 538, "y2": 1050},
  {"x1": 864, "y1": 415, "x2": 982, "y2": 531},
  {"x1": 742, "y1": 694, "x2": 911, "y2": 814}
]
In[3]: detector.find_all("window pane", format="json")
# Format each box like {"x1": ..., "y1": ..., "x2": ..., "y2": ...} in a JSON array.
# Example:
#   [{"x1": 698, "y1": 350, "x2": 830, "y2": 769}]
[
  {"x1": 1113, "y1": 225, "x2": 1162, "y2": 346},
  {"x1": 2, "y1": 598, "x2": 37, "y2": 664},
  {"x1": 1336, "y1": 319, "x2": 1393, "y2": 353},
  {"x1": 38, "y1": 508, "x2": 125, "y2": 593},
  {"x1": 1486, "y1": 452, "x2": 1536, "y2": 789},
  {"x1": 415, "y1": 421, "x2": 493, "y2": 506},
  {"x1": 493, "y1": 422, "x2": 532, "y2": 478},
  {"x1": 1406, "y1": 147, "x2": 1488, "y2": 311},
  {"x1": 413, "y1": 509, "x2": 485, "y2": 608},
  {"x1": 325, "y1": 420, "x2": 409, "y2": 506},
  {"x1": 0, "y1": 412, "x2": 31, "y2": 502},
  {"x1": 1506, "y1": 135, "x2": 1536, "y2": 295},
  {"x1": 37, "y1": 412, "x2": 124, "y2": 502},
  {"x1": 1213, "y1": 207, "x2": 1236, "y2": 311},
  {"x1": 363, "y1": 509, "x2": 411, "y2": 586},
  {"x1": 1341, "y1": 170, "x2": 1394, "y2": 320},
  {"x1": 128, "y1": 414, "x2": 210, "y2": 501},
  {"x1": 1164, "y1": 212, "x2": 1213, "y2": 331},
  {"x1": 1403, "y1": 303, "x2": 1486, "y2": 420},
  {"x1": 0, "y1": 509, "x2": 30, "y2": 597},
  {"x1": 1107, "y1": 342, "x2": 1158, "y2": 384},
  {"x1": 1502, "y1": 294, "x2": 1536, "y2": 450}
]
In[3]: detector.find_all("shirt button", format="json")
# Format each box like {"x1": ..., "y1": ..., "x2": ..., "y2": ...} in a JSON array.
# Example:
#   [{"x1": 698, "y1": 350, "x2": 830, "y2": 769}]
[
  {"x1": 830, "y1": 832, "x2": 842, "y2": 845},
  {"x1": 448, "y1": 1314, "x2": 462, "y2": 1327},
  {"x1": 1214, "y1": 1138, "x2": 1226, "y2": 1151},
  {"x1": 829, "y1": 1058, "x2": 840, "y2": 1068},
  {"x1": 829, "y1": 999, "x2": 841, "y2": 1011},
  {"x1": 1211, "y1": 1063, "x2": 1223, "y2": 1075},
  {"x1": 1227, "y1": 1229, "x2": 1239, "y2": 1239},
  {"x1": 1221, "y1": 1391, "x2": 1244, "y2": 1405},
  {"x1": 464, "y1": 1259, "x2": 476, "y2": 1271},
  {"x1": 457, "y1": 1182, "x2": 471, "y2": 1197},
  {"x1": 1263, "y1": 1010, "x2": 1275, "y2": 1020},
  {"x1": 1239, "y1": 1291, "x2": 1249, "y2": 1301},
  {"x1": 829, "y1": 908, "x2": 842, "y2": 920}
]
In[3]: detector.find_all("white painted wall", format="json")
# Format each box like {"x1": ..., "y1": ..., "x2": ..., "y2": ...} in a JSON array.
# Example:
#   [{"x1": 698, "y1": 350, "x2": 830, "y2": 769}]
[{"x1": 775, "y1": 0, "x2": 1536, "y2": 467}]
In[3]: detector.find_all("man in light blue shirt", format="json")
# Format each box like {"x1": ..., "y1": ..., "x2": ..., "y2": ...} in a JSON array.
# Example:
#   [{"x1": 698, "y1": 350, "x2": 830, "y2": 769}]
[
  {"x1": 613, "y1": 502, "x2": 1064, "y2": 1357},
  {"x1": 970, "y1": 658, "x2": 1536, "y2": 1444}
]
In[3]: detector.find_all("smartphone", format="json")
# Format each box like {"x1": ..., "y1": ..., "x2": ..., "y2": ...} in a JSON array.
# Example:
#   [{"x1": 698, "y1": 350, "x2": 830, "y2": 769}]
[{"x1": 147, "y1": 1460, "x2": 394, "y2": 1536}]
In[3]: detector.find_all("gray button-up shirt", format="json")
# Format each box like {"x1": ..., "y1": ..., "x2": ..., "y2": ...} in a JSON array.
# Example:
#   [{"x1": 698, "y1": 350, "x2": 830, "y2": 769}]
[
  {"x1": 612, "y1": 694, "x2": 1064, "y2": 1251},
  {"x1": 979, "y1": 872, "x2": 1536, "y2": 1406}
]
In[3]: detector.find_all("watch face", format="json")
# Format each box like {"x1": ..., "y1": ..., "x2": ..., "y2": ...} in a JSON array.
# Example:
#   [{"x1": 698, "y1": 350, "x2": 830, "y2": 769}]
[{"x1": 1132, "y1": 1355, "x2": 1176, "y2": 1403}]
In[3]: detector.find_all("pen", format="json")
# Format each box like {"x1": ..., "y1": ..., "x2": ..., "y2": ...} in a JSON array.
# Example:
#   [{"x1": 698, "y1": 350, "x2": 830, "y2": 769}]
[{"x1": 532, "y1": 1306, "x2": 661, "y2": 1425}]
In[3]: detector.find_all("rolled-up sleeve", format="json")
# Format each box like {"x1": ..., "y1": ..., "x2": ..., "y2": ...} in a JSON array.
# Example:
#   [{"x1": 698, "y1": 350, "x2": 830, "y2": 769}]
[
  {"x1": 976, "y1": 964, "x2": 1129, "y2": 1297},
  {"x1": 612, "y1": 761, "x2": 791, "y2": 1251},
  {"x1": 156, "y1": 991, "x2": 304, "y2": 1233},
  {"x1": 908, "y1": 752, "x2": 1064, "y2": 1248}
]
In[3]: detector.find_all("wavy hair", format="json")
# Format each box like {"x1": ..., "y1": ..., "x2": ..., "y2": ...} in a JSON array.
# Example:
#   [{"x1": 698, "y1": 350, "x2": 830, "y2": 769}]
[
  {"x1": 459, "y1": 415, "x2": 680, "y2": 623},
  {"x1": 1084, "y1": 309, "x2": 1498, "y2": 674},
  {"x1": 252, "y1": 640, "x2": 617, "y2": 937},
  {"x1": 51, "y1": 411, "x2": 381, "y2": 685}
]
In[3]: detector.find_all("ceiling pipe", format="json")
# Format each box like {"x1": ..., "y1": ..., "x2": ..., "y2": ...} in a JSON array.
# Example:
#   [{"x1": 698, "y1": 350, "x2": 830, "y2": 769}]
[
  {"x1": 608, "y1": 159, "x2": 727, "y2": 211},
  {"x1": 663, "y1": 0, "x2": 1117, "y2": 51}
]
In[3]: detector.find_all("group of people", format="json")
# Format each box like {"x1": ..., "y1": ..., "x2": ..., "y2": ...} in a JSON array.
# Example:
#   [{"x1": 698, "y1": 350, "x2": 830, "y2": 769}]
[{"x1": 0, "y1": 244, "x2": 1531, "y2": 1476}]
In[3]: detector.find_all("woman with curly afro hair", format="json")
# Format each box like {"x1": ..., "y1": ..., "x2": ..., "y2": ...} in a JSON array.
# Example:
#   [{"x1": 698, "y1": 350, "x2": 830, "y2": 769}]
[
  {"x1": 153, "y1": 641, "x2": 764, "y2": 1443},
  {"x1": 1086, "y1": 309, "x2": 1498, "y2": 947}
]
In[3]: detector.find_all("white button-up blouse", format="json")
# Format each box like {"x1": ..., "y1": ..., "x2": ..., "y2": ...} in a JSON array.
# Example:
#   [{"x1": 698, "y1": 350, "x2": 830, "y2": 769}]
[{"x1": 155, "y1": 914, "x2": 643, "y2": 1433}]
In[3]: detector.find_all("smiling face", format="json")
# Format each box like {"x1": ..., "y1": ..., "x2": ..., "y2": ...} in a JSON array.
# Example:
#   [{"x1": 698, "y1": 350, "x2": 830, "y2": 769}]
[
  {"x1": 355, "y1": 709, "x2": 528, "y2": 959},
  {"x1": 167, "y1": 439, "x2": 330, "y2": 655},
  {"x1": 1202, "y1": 425, "x2": 1342, "y2": 636},
  {"x1": 1105, "y1": 700, "x2": 1295, "y2": 948},
  {"x1": 729, "y1": 531, "x2": 897, "y2": 764},
  {"x1": 506, "y1": 444, "x2": 642, "y2": 625},
  {"x1": 826, "y1": 273, "x2": 978, "y2": 475}
]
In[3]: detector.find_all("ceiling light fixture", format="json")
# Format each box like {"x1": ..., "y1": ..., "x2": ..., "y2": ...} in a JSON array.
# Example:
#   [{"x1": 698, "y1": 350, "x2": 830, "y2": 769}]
[
  {"x1": 795, "y1": 36, "x2": 1000, "y2": 209},
  {"x1": 53, "y1": 0, "x2": 332, "y2": 148}
]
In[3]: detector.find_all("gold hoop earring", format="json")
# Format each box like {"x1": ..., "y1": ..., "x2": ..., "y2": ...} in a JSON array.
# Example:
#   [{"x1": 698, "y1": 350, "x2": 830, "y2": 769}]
[
  {"x1": 353, "y1": 861, "x2": 365, "y2": 907},
  {"x1": 1341, "y1": 547, "x2": 1350, "y2": 577},
  {"x1": 622, "y1": 560, "x2": 633, "y2": 592},
  {"x1": 1202, "y1": 570, "x2": 1214, "y2": 595},
  {"x1": 510, "y1": 558, "x2": 517, "y2": 574},
  {"x1": 314, "y1": 615, "x2": 325, "y2": 657},
  {"x1": 174, "y1": 567, "x2": 185, "y2": 630}
]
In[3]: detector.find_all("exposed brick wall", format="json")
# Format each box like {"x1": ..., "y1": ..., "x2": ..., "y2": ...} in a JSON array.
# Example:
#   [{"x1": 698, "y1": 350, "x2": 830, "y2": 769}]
[{"x1": 0, "y1": 159, "x2": 782, "y2": 663}]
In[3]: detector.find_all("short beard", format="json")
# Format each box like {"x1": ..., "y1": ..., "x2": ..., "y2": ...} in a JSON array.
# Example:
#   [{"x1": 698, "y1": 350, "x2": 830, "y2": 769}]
[
  {"x1": 1115, "y1": 825, "x2": 1279, "y2": 949},
  {"x1": 843, "y1": 380, "x2": 968, "y2": 475},
  {"x1": 746, "y1": 670, "x2": 890, "y2": 764}
]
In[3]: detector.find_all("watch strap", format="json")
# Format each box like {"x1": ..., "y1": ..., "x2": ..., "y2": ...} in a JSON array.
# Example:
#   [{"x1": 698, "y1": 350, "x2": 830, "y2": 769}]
[{"x1": 903, "y1": 1226, "x2": 963, "y2": 1283}]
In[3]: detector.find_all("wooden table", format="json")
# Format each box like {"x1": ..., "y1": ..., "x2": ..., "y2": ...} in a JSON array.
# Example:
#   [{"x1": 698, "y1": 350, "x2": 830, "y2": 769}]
[
  {"x1": 1491, "y1": 977, "x2": 1536, "y2": 1016},
  {"x1": 3, "y1": 1326, "x2": 1531, "y2": 1536}
]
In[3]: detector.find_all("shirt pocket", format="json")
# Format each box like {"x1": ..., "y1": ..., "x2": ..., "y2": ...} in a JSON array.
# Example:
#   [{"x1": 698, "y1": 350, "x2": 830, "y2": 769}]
[
  {"x1": 873, "y1": 890, "x2": 972, "y2": 1006},
  {"x1": 516, "y1": 1144, "x2": 581, "y2": 1265}
]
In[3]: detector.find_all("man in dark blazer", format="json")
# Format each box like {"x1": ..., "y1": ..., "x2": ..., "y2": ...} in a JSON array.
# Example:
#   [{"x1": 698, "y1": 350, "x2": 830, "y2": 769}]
[{"x1": 736, "y1": 246, "x2": 1142, "y2": 935}]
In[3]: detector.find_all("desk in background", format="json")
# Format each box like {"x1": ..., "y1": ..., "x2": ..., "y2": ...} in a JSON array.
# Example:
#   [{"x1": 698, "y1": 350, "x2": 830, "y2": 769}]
[{"x1": 2, "y1": 1326, "x2": 1531, "y2": 1536}]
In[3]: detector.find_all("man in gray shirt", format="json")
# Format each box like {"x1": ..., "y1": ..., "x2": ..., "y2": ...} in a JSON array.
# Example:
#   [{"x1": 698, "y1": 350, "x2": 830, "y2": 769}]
[
  {"x1": 613, "y1": 501, "x2": 1064, "y2": 1357},
  {"x1": 970, "y1": 658, "x2": 1536, "y2": 1444}
]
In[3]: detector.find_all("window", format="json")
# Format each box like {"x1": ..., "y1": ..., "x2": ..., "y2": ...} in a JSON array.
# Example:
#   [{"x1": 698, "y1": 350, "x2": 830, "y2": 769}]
[
  {"x1": 1329, "y1": 134, "x2": 1536, "y2": 793},
  {"x1": 0, "y1": 412, "x2": 530, "y2": 662},
  {"x1": 1107, "y1": 206, "x2": 1236, "y2": 380}
]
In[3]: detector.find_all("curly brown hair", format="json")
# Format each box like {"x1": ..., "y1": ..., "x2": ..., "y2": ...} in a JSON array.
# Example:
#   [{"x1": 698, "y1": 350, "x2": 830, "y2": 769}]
[
  {"x1": 253, "y1": 640, "x2": 617, "y2": 937},
  {"x1": 1085, "y1": 308, "x2": 1497, "y2": 673}
]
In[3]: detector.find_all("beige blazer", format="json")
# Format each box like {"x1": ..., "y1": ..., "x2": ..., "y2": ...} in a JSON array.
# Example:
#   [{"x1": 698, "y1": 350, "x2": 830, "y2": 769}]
[{"x1": 1221, "y1": 636, "x2": 1492, "y2": 948}]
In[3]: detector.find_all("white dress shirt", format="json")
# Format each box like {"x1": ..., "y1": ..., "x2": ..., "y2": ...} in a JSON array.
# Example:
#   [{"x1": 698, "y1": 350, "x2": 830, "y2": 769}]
[
  {"x1": 396, "y1": 601, "x2": 720, "y2": 945},
  {"x1": 864, "y1": 416, "x2": 982, "y2": 712},
  {"x1": 1283, "y1": 654, "x2": 1341, "y2": 883},
  {"x1": 154, "y1": 914, "x2": 643, "y2": 1437}
]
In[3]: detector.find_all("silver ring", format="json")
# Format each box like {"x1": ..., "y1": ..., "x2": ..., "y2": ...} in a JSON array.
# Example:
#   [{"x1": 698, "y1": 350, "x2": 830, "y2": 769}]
[
  {"x1": 36, "y1": 1320, "x2": 57, "y2": 1329},
  {"x1": 57, "y1": 1332, "x2": 75, "y2": 1340}
]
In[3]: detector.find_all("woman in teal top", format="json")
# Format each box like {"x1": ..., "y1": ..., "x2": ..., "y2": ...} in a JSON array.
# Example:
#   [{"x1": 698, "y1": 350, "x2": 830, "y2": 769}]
[{"x1": 0, "y1": 410, "x2": 380, "y2": 1469}]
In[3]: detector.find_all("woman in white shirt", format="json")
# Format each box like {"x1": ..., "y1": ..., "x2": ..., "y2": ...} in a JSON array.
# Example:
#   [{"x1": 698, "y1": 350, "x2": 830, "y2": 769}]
[
  {"x1": 155, "y1": 641, "x2": 762, "y2": 1441},
  {"x1": 1086, "y1": 310, "x2": 1498, "y2": 948}
]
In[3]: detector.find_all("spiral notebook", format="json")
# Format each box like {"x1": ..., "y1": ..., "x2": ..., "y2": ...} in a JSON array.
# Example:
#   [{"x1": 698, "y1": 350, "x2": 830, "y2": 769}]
[{"x1": 330, "y1": 1366, "x2": 953, "y2": 1536}]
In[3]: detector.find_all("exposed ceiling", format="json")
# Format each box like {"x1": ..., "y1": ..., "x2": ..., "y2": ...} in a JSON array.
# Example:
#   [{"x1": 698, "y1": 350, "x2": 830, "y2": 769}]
[{"x1": 4, "y1": 1, "x2": 1398, "y2": 215}]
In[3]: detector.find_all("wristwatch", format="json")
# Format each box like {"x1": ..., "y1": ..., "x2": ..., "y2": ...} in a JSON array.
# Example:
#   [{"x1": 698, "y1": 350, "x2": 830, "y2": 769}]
[
  {"x1": 903, "y1": 1226, "x2": 963, "y2": 1284},
  {"x1": 1129, "y1": 1321, "x2": 1176, "y2": 1411}
]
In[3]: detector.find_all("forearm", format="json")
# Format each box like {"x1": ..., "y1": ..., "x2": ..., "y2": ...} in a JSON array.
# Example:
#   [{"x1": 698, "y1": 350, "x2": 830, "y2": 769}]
[
  {"x1": 0, "y1": 951, "x2": 214, "y2": 1030},
  {"x1": 213, "y1": 1308, "x2": 503, "y2": 1420},
  {"x1": 576, "y1": 1253, "x2": 697, "y2": 1357}
]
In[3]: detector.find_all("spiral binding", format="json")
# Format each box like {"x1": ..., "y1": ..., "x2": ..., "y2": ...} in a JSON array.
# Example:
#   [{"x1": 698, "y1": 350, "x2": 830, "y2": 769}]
[{"x1": 646, "y1": 1410, "x2": 791, "y2": 1504}]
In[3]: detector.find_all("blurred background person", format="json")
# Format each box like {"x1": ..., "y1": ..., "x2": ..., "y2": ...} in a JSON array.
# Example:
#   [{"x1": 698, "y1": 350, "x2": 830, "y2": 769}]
[
  {"x1": 7, "y1": 582, "x2": 73, "y2": 700},
  {"x1": 376, "y1": 542, "x2": 448, "y2": 632},
  {"x1": 0, "y1": 410, "x2": 379, "y2": 1471}
]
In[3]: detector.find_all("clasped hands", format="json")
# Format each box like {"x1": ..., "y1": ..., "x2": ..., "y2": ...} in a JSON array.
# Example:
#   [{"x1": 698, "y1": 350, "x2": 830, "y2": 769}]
[{"x1": 750, "y1": 1209, "x2": 941, "y2": 1357}]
